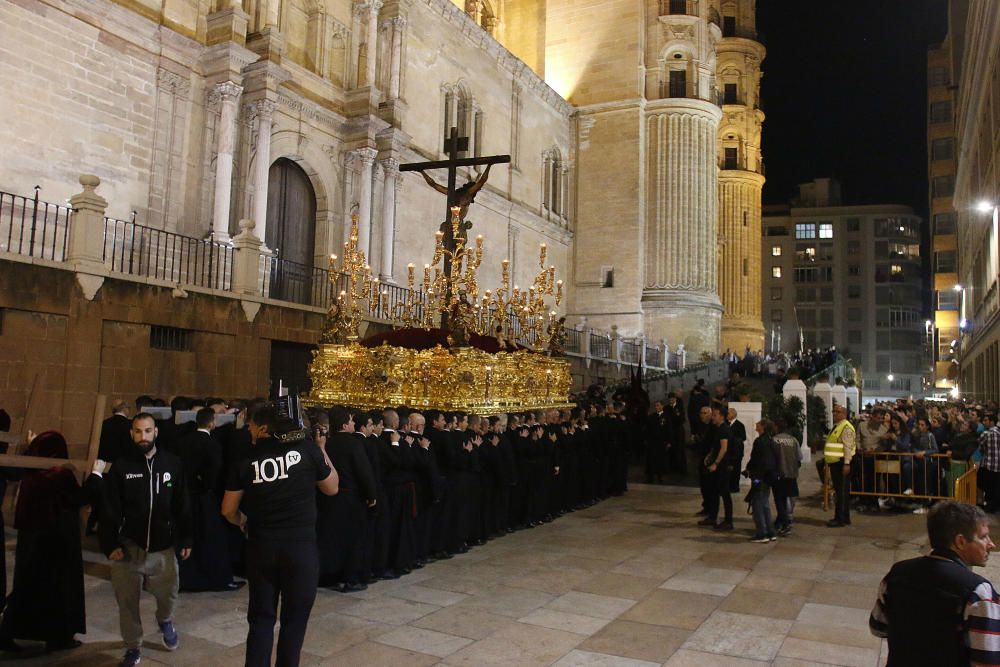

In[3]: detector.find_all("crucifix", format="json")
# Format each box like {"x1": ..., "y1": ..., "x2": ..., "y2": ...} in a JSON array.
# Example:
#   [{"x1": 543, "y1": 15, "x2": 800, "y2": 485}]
[{"x1": 400, "y1": 126, "x2": 510, "y2": 329}]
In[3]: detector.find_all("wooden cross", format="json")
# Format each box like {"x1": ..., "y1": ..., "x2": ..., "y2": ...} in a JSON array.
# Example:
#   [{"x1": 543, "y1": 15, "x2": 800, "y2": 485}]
[{"x1": 400, "y1": 127, "x2": 510, "y2": 328}]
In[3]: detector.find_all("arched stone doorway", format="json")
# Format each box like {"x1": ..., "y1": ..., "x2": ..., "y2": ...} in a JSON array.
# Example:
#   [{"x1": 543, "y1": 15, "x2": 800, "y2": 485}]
[{"x1": 266, "y1": 157, "x2": 317, "y2": 304}]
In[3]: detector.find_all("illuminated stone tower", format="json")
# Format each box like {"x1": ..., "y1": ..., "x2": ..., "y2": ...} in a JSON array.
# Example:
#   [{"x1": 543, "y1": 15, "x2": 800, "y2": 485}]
[
  {"x1": 716, "y1": 0, "x2": 766, "y2": 353},
  {"x1": 548, "y1": 0, "x2": 725, "y2": 358}
]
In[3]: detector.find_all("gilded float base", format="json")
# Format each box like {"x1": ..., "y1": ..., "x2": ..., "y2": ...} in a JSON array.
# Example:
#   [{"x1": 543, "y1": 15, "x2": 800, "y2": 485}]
[{"x1": 305, "y1": 342, "x2": 575, "y2": 415}]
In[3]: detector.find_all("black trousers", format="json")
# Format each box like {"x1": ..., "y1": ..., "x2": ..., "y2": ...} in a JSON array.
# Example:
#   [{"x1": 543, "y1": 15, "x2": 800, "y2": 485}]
[
  {"x1": 704, "y1": 466, "x2": 733, "y2": 522},
  {"x1": 245, "y1": 539, "x2": 319, "y2": 667},
  {"x1": 979, "y1": 468, "x2": 1000, "y2": 511},
  {"x1": 828, "y1": 461, "x2": 851, "y2": 524}
]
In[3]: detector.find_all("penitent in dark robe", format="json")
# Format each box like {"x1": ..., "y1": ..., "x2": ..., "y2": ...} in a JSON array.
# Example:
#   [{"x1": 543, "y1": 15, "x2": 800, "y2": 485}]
[{"x1": 0, "y1": 431, "x2": 101, "y2": 651}]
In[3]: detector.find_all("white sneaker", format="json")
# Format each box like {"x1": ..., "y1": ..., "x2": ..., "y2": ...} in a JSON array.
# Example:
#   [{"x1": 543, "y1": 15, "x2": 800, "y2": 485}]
[
  {"x1": 903, "y1": 488, "x2": 914, "y2": 496},
  {"x1": 913, "y1": 507, "x2": 927, "y2": 514},
  {"x1": 878, "y1": 497, "x2": 891, "y2": 510}
]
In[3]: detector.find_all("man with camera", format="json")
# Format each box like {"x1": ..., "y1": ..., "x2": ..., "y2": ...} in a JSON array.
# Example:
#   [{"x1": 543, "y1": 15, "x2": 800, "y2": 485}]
[{"x1": 222, "y1": 404, "x2": 339, "y2": 667}]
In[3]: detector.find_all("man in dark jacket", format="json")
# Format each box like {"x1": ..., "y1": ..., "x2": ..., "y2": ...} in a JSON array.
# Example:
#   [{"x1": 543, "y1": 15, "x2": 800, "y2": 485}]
[
  {"x1": 174, "y1": 408, "x2": 241, "y2": 592},
  {"x1": 100, "y1": 413, "x2": 192, "y2": 667},
  {"x1": 871, "y1": 501, "x2": 1000, "y2": 666}
]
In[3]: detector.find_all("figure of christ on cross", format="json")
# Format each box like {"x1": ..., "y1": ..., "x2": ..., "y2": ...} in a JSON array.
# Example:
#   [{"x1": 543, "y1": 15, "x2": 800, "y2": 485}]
[{"x1": 400, "y1": 126, "x2": 510, "y2": 330}]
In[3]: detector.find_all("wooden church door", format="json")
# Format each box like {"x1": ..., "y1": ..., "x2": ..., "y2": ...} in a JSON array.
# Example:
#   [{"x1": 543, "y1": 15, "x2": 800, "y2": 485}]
[{"x1": 266, "y1": 158, "x2": 317, "y2": 304}]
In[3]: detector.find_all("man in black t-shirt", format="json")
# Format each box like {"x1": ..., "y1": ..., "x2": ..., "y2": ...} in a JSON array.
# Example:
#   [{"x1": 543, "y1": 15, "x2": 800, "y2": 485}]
[
  {"x1": 697, "y1": 406, "x2": 733, "y2": 530},
  {"x1": 222, "y1": 405, "x2": 338, "y2": 667}
]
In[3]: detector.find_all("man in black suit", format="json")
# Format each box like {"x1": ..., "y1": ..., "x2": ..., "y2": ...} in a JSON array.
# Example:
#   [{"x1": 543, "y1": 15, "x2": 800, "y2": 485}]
[
  {"x1": 175, "y1": 408, "x2": 242, "y2": 592},
  {"x1": 645, "y1": 401, "x2": 669, "y2": 483},
  {"x1": 90, "y1": 400, "x2": 134, "y2": 534},
  {"x1": 726, "y1": 408, "x2": 747, "y2": 494}
]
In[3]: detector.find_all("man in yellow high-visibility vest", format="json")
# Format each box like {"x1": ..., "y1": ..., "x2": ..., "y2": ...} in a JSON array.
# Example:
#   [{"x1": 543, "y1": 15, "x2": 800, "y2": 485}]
[{"x1": 825, "y1": 403, "x2": 856, "y2": 527}]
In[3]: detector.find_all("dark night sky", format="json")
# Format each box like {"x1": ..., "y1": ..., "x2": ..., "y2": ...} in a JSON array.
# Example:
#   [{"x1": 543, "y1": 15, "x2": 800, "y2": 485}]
[{"x1": 757, "y1": 0, "x2": 949, "y2": 215}]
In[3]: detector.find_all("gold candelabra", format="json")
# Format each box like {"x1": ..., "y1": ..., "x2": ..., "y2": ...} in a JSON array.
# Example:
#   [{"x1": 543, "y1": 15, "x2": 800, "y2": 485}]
[
  {"x1": 319, "y1": 209, "x2": 565, "y2": 349},
  {"x1": 325, "y1": 213, "x2": 387, "y2": 341},
  {"x1": 478, "y1": 240, "x2": 563, "y2": 348}
]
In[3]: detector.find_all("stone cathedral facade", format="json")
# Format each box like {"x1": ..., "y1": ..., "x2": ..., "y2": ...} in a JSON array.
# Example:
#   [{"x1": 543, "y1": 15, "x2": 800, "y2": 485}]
[{"x1": 0, "y1": 0, "x2": 764, "y2": 359}]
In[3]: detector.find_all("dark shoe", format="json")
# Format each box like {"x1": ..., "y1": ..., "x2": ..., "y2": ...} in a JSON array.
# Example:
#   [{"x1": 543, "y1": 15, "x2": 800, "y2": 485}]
[
  {"x1": 714, "y1": 521, "x2": 733, "y2": 531},
  {"x1": 119, "y1": 648, "x2": 141, "y2": 667},
  {"x1": 749, "y1": 535, "x2": 771, "y2": 543},
  {"x1": 46, "y1": 638, "x2": 82, "y2": 652},
  {"x1": 344, "y1": 582, "x2": 368, "y2": 592},
  {"x1": 694, "y1": 509, "x2": 708, "y2": 517},
  {"x1": 159, "y1": 620, "x2": 179, "y2": 651},
  {"x1": 696, "y1": 517, "x2": 715, "y2": 526},
  {"x1": 777, "y1": 526, "x2": 791, "y2": 537},
  {"x1": 826, "y1": 520, "x2": 845, "y2": 528},
  {"x1": 219, "y1": 580, "x2": 246, "y2": 592}
]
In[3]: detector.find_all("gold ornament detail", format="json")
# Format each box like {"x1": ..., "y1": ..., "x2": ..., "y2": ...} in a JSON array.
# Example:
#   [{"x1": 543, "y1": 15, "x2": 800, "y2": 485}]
[{"x1": 305, "y1": 343, "x2": 574, "y2": 414}]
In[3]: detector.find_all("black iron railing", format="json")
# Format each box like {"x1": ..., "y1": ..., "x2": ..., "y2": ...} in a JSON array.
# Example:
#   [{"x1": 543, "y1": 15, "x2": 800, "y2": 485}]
[
  {"x1": 103, "y1": 218, "x2": 233, "y2": 290},
  {"x1": 564, "y1": 328, "x2": 582, "y2": 353},
  {"x1": 621, "y1": 339, "x2": 641, "y2": 364},
  {"x1": 0, "y1": 188, "x2": 71, "y2": 261},
  {"x1": 645, "y1": 345, "x2": 663, "y2": 368},
  {"x1": 260, "y1": 254, "x2": 333, "y2": 307},
  {"x1": 590, "y1": 332, "x2": 611, "y2": 359}
]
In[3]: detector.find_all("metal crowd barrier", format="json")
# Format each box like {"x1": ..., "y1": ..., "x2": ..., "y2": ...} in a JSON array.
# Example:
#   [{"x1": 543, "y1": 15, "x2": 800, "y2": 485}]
[{"x1": 844, "y1": 451, "x2": 977, "y2": 504}]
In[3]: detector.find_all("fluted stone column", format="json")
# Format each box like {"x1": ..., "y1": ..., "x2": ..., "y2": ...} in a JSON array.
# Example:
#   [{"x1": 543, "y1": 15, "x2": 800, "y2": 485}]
[
  {"x1": 250, "y1": 100, "x2": 276, "y2": 246},
  {"x1": 642, "y1": 98, "x2": 723, "y2": 357},
  {"x1": 379, "y1": 157, "x2": 399, "y2": 281},
  {"x1": 364, "y1": 0, "x2": 383, "y2": 88},
  {"x1": 212, "y1": 81, "x2": 242, "y2": 241},
  {"x1": 718, "y1": 172, "x2": 765, "y2": 351},
  {"x1": 388, "y1": 16, "x2": 406, "y2": 100},
  {"x1": 354, "y1": 148, "x2": 377, "y2": 259}
]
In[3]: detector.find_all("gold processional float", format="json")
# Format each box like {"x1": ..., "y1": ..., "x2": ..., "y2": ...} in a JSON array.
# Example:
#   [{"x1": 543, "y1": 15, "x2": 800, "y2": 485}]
[{"x1": 304, "y1": 207, "x2": 574, "y2": 414}]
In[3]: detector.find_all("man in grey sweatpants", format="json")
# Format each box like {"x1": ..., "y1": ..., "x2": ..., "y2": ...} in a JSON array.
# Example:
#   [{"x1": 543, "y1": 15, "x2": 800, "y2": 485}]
[{"x1": 98, "y1": 413, "x2": 192, "y2": 667}]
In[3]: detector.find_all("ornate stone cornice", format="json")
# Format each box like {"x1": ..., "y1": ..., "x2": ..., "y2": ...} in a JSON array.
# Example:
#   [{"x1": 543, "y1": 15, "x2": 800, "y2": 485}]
[
  {"x1": 418, "y1": 0, "x2": 572, "y2": 117},
  {"x1": 275, "y1": 91, "x2": 346, "y2": 129}
]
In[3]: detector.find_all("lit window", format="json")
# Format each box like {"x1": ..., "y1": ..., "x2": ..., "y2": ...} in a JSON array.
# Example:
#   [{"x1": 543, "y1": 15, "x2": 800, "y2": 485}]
[
  {"x1": 771, "y1": 246, "x2": 781, "y2": 256},
  {"x1": 891, "y1": 264, "x2": 903, "y2": 275},
  {"x1": 772, "y1": 266, "x2": 782, "y2": 278},
  {"x1": 795, "y1": 223, "x2": 816, "y2": 239},
  {"x1": 819, "y1": 223, "x2": 833, "y2": 239}
]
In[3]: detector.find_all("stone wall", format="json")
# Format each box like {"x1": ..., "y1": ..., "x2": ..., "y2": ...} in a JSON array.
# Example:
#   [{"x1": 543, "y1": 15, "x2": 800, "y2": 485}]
[{"x1": 0, "y1": 258, "x2": 324, "y2": 454}]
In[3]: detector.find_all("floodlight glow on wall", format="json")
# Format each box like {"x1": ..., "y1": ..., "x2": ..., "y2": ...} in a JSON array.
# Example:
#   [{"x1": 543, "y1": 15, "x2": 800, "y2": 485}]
[{"x1": 976, "y1": 200, "x2": 995, "y2": 213}]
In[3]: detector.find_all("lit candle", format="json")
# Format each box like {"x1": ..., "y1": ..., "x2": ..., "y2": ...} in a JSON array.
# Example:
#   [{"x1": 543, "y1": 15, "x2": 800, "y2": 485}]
[
  {"x1": 556, "y1": 279, "x2": 563, "y2": 302},
  {"x1": 475, "y1": 234, "x2": 483, "y2": 248},
  {"x1": 423, "y1": 264, "x2": 431, "y2": 290},
  {"x1": 407, "y1": 263, "x2": 415, "y2": 286},
  {"x1": 539, "y1": 243, "x2": 547, "y2": 268}
]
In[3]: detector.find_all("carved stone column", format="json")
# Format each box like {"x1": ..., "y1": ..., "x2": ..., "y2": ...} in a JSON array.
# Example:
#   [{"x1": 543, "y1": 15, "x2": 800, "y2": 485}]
[
  {"x1": 388, "y1": 16, "x2": 406, "y2": 100},
  {"x1": 364, "y1": 0, "x2": 383, "y2": 88},
  {"x1": 379, "y1": 157, "x2": 399, "y2": 281},
  {"x1": 354, "y1": 148, "x2": 378, "y2": 259},
  {"x1": 250, "y1": 100, "x2": 276, "y2": 246},
  {"x1": 212, "y1": 81, "x2": 243, "y2": 242}
]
